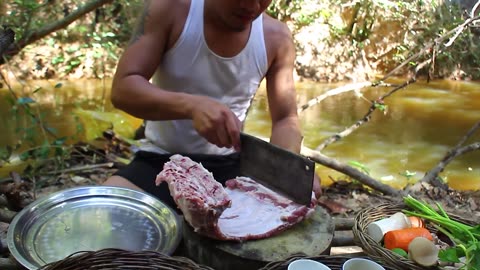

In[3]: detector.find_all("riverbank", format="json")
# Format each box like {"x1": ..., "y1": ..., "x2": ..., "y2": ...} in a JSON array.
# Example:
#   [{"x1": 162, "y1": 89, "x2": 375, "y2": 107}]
[{"x1": 3, "y1": 2, "x2": 479, "y2": 85}]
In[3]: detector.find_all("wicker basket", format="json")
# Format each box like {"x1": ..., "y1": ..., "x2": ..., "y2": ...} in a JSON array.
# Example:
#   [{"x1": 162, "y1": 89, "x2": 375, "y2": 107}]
[
  {"x1": 38, "y1": 248, "x2": 215, "y2": 270},
  {"x1": 258, "y1": 254, "x2": 395, "y2": 270},
  {"x1": 353, "y1": 202, "x2": 475, "y2": 270}
]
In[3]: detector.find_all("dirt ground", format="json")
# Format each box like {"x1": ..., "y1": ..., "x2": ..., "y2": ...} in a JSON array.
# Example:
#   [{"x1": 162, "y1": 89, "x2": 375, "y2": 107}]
[
  {"x1": 4, "y1": 134, "x2": 480, "y2": 224},
  {"x1": 1, "y1": 136, "x2": 479, "y2": 269}
]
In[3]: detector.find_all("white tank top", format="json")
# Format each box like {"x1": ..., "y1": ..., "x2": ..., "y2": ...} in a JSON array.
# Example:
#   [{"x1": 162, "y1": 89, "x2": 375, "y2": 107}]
[{"x1": 141, "y1": 0, "x2": 268, "y2": 155}]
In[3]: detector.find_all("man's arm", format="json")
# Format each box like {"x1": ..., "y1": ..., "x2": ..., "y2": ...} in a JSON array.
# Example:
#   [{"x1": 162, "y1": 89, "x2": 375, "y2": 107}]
[
  {"x1": 111, "y1": 1, "x2": 188, "y2": 120},
  {"x1": 111, "y1": 0, "x2": 241, "y2": 149},
  {"x1": 111, "y1": 0, "x2": 192, "y2": 120},
  {"x1": 265, "y1": 20, "x2": 322, "y2": 198},
  {"x1": 264, "y1": 23, "x2": 302, "y2": 153}
]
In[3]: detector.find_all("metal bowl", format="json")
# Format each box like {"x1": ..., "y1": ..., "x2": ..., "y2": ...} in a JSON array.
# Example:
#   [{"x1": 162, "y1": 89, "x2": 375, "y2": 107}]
[{"x1": 7, "y1": 186, "x2": 183, "y2": 270}]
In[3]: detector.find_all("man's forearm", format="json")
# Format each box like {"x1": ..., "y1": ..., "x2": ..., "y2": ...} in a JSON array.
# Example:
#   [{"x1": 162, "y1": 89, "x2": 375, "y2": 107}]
[
  {"x1": 270, "y1": 116, "x2": 302, "y2": 153},
  {"x1": 111, "y1": 75, "x2": 194, "y2": 121}
]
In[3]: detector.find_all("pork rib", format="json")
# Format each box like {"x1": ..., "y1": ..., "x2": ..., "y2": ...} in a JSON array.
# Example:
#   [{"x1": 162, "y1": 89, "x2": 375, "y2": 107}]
[
  {"x1": 219, "y1": 177, "x2": 316, "y2": 241},
  {"x1": 155, "y1": 154, "x2": 231, "y2": 238},
  {"x1": 156, "y1": 155, "x2": 316, "y2": 241}
]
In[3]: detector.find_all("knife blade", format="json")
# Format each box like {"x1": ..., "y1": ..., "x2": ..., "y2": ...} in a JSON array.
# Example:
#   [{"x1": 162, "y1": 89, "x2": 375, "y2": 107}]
[{"x1": 238, "y1": 132, "x2": 314, "y2": 205}]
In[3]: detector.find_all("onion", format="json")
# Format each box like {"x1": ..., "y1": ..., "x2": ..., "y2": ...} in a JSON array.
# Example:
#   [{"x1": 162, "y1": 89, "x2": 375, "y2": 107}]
[{"x1": 408, "y1": 237, "x2": 439, "y2": 267}]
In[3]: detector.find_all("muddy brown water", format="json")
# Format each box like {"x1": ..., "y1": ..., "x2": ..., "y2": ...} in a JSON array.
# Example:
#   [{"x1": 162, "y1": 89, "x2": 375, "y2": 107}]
[{"x1": 1, "y1": 78, "x2": 479, "y2": 190}]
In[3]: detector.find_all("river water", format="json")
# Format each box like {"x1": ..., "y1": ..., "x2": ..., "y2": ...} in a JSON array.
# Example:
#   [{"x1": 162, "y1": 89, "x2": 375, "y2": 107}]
[{"x1": 0, "y1": 78, "x2": 479, "y2": 190}]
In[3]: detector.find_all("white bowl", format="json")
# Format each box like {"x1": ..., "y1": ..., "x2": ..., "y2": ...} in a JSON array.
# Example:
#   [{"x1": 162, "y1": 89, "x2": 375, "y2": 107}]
[
  {"x1": 288, "y1": 259, "x2": 331, "y2": 270},
  {"x1": 342, "y1": 258, "x2": 385, "y2": 270}
]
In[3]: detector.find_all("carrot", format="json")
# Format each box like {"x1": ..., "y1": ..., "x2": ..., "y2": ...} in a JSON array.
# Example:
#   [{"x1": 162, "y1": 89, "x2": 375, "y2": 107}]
[
  {"x1": 408, "y1": 216, "x2": 425, "y2": 228},
  {"x1": 384, "y1": 227, "x2": 433, "y2": 251}
]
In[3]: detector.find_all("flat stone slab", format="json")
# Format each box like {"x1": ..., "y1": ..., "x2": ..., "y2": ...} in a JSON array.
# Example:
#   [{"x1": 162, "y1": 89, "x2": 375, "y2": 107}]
[{"x1": 182, "y1": 206, "x2": 334, "y2": 270}]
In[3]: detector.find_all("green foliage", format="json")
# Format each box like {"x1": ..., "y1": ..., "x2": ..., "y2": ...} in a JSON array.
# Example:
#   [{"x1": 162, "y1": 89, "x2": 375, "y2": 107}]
[
  {"x1": 0, "y1": 81, "x2": 75, "y2": 178},
  {"x1": 407, "y1": 2, "x2": 480, "y2": 79},
  {"x1": 404, "y1": 196, "x2": 480, "y2": 270},
  {"x1": 267, "y1": 0, "x2": 324, "y2": 28},
  {"x1": 1, "y1": 0, "x2": 142, "y2": 77},
  {"x1": 348, "y1": 160, "x2": 370, "y2": 175}
]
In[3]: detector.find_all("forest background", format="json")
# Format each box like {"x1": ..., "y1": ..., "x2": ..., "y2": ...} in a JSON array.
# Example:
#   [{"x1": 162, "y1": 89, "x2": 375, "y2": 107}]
[
  {"x1": 0, "y1": 1, "x2": 480, "y2": 268},
  {"x1": 1, "y1": 0, "x2": 480, "y2": 83}
]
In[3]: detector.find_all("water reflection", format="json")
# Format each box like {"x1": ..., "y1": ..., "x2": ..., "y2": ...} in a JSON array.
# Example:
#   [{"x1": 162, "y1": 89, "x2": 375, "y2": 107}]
[
  {"x1": 245, "y1": 79, "x2": 480, "y2": 190},
  {"x1": 0, "y1": 79, "x2": 478, "y2": 190},
  {"x1": 0, "y1": 79, "x2": 139, "y2": 148}
]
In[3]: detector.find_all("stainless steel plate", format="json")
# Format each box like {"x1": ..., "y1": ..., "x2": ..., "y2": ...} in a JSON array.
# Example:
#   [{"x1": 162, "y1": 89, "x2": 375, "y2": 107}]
[{"x1": 7, "y1": 186, "x2": 183, "y2": 270}]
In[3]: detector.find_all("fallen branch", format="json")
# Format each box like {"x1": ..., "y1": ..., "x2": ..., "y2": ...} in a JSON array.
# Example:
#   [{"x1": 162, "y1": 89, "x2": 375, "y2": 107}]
[
  {"x1": 0, "y1": 196, "x2": 8, "y2": 207},
  {"x1": 0, "y1": 237, "x2": 8, "y2": 254},
  {"x1": 300, "y1": 13, "x2": 480, "y2": 194},
  {"x1": 444, "y1": 0, "x2": 480, "y2": 47},
  {"x1": 44, "y1": 162, "x2": 114, "y2": 175},
  {"x1": 0, "y1": 172, "x2": 34, "y2": 211},
  {"x1": 0, "y1": 28, "x2": 15, "y2": 57},
  {"x1": 0, "y1": 258, "x2": 18, "y2": 270},
  {"x1": 0, "y1": 208, "x2": 17, "y2": 223},
  {"x1": 316, "y1": 78, "x2": 416, "y2": 151},
  {"x1": 298, "y1": 82, "x2": 375, "y2": 114},
  {"x1": 301, "y1": 146, "x2": 403, "y2": 197},
  {"x1": 422, "y1": 121, "x2": 480, "y2": 184}
]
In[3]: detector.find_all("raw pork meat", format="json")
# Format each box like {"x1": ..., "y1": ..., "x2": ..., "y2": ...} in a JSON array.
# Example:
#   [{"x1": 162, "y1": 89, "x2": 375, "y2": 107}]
[
  {"x1": 156, "y1": 155, "x2": 316, "y2": 241},
  {"x1": 218, "y1": 177, "x2": 316, "y2": 241},
  {"x1": 155, "y1": 154, "x2": 231, "y2": 238}
]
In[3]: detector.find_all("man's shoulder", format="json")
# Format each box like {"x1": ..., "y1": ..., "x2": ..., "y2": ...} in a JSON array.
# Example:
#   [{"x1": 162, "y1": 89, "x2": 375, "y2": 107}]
[
  {"x1": 262, "y1": 13, "x2": 293, "y2": 43},
  {"x1": 262, "y1": 13, "x2": 295, "y2": 63},
  {"x1": 149, "y1": 0, "x2": 190, "y2": 19}
]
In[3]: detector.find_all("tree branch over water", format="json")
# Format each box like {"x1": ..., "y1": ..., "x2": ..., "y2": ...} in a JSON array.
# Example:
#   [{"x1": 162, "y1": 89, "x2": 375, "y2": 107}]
[
  {"x1": 301, "y1": 146, "x2": 404, "y2": 197},
  {"x1": 298, "y1": 82, "x2": 377, "y2": 114},
  {"x1": 314, "y1": 78, "x2": 416, "y2": 152},
  {"x1": 422, "y1": 121, "x2": 480, "y2": 185},
  {"x1": 298, "y1": 11, "x2": 480, "y2": 195}
]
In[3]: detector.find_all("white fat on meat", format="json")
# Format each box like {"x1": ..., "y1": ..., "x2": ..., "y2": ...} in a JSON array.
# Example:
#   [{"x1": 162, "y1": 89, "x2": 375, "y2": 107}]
[
  {"x1": 155, "y1": 154, "x2": 231, "y2": 238},
  {"x1": 156, "y1": 155, "x2": 316, "y2": 241},
  {"x1": 219, "y1": 177, "x2": 315, "y2": 240}
]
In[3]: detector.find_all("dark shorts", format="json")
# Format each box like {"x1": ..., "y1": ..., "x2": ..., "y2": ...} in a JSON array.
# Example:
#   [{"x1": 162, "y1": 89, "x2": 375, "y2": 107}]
[{"x1": 113, "y1": 151, "x2": 240, "y2": 210}]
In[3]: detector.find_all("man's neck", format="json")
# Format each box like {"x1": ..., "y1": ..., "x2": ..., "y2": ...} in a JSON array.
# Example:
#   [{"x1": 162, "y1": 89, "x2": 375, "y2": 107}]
[{"x1": 203, "y1": 1, "x2": 252, "y2": 57}]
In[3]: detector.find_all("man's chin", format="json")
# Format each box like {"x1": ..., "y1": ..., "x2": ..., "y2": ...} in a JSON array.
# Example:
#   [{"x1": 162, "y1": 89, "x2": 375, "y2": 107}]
[{"x1": 228, "y1": 21, "x2": 250, "y2": 32}]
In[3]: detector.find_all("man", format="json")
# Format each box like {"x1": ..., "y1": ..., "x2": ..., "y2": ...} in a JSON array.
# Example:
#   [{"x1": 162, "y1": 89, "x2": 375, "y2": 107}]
[{"x1": 104, "y1": 0, "x2": 321, "y2": 209}]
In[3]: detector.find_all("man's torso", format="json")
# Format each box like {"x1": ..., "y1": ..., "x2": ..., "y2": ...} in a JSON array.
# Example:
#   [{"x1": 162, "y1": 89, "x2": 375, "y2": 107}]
[{"x1": 141, "y1": 0, "x2": 283, "y2": 155}]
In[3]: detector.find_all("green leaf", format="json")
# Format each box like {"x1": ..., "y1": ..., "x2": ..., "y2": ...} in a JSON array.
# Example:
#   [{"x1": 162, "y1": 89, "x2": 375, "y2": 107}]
[
  {"x1": 53, "y1": 137, "x2": 67, "y2": 146},
  {"x1": 35, "y1": 141, "x2": 50, "y2": 159},
  {"x1": 103, "y1": 32, "x2": 115, "y2": 37},
  {"x1": 374, "y1": 102, "x2": 388, "y2": 112},
  {"x1": 19, "y1": 151, "x2": 32, "y2": 161},
  {"x1": 17, "y1": 97, "x2": 35, "y2": 104},
  {"x1": 468, "y1": 244, "x2": 480, "y2": 270},
  {"x1": 32, "y1": 87, "x2": 43, "y2": 94},
  {"x1": 439, "y1": 247, "x2": 461, "y2": 263},
  {"x1": 51, "y1": 56, "x2": 65, "y2": 65},
  {"x1": 391, "y1": 248, "x2": 408, "y2": 258},
  {"x1": 0, "y1": 146, "x2": 13, "y2": 161},
  {"x1": 45, "y1": 127, "x2": 58, "y2": 135},
  {"x1": 348, "y1": 160, "x2": 370, "y2": 175}
]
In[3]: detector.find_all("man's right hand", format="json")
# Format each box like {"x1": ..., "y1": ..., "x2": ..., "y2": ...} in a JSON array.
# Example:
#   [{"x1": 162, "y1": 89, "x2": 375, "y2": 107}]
[{"x1": 190, "y1": 95, "x2": 242, "y2": 151}]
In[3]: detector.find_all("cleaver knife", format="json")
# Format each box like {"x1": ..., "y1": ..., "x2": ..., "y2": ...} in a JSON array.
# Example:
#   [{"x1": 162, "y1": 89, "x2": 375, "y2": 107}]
[{"x1": 238, "y1": 132, "x2": 315, "y2": 205}]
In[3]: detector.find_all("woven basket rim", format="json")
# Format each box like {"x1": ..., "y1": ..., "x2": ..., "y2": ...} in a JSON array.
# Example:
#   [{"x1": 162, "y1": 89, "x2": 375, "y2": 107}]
[
  {"x1": 38, "y1": 248, "x2": 215, "y2": 270},
  {"x1": 258, "y1": 254, "x2": 395, "y2": 270},
  {"x1": 353, "y1": 202, "x2": 475, "y2": 270}
]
